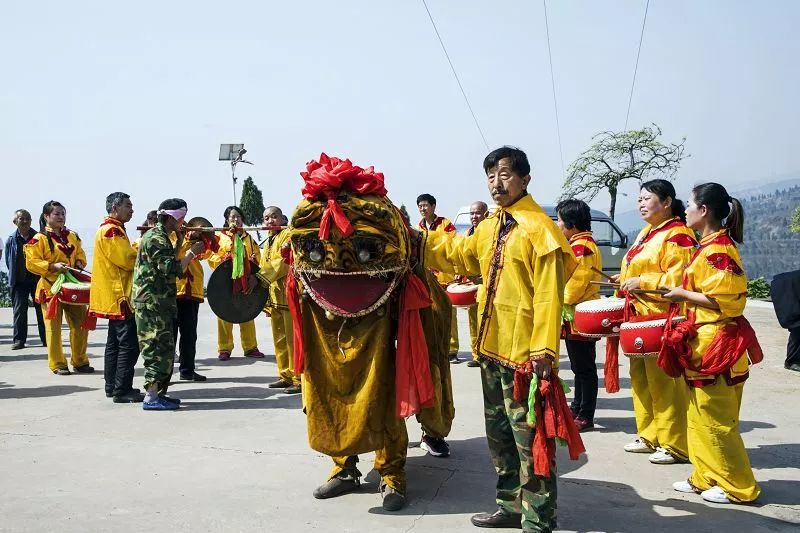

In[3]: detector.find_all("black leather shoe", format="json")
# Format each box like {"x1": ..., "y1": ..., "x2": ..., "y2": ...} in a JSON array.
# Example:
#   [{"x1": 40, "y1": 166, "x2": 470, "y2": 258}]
[
  {"x1": 113, "y1": 390, "x2": 145, "y2": 403},
  {"x1": 466, "y1": 360, "x2": 480, "y2": 367},
  {"x1": 285, "y1": 384, "x2": 302, "y2": 394},
  {"x1": 73, "y1": 364, "x2": 95, "y2": 374},
  {"x1": 268, "y1": 379, "x2": 292, "y2": 388},
  {"x1": 786, "y1": 363, "x2": 800, "y2": 372},
  {"x1": 11, "y1": 342, "x2": 24, "y2": 350},
  {"x1": 470, "y1": 508, "x2": 522, "y2": 528},
  {"x1": 312, "y1": 475, "x2": 360, "y2": 499},
  {"x1": 180, "y1": 372, "x2": 207, "y2": 382}
]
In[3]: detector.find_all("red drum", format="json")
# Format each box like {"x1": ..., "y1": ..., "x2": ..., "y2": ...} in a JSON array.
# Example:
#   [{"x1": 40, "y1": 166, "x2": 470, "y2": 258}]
[
  {"x1": 446, "y1": 282, "x2": 478, "y2": 307},
  {"x1": 58, "y1": 282, "x2": 90, "y2": 306},
  {"x1": 619, "y1": 316, "x2": 686, "y2": 358},
  {"x1": 573, "y1": 298, "x2": 627, "y2": 338}
]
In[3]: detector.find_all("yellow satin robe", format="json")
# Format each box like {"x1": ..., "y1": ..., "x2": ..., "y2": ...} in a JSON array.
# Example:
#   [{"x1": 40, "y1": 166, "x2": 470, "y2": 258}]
[
  {"x1": 89, "y1": 217, "x2": 136, "y2": 319},
  {"x1": 423, "y1": 194, "x2": 575, "y2": 369},
  {"x1": 682, "y1": 229, "x2": 760, "y2": 502},
  {"x1": 619, "y1": 217, "x2": 696, "y2": 458}
]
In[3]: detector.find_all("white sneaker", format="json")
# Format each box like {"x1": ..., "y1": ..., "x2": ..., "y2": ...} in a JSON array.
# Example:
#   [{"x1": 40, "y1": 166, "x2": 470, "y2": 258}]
[
  {"x1": 672, "y1": 480, "x2": 696, "y2": 494},
  {"x1": 701, "y1": 486, "x2": 731, "y2": 504},
  {"x1": 649, "y1": 447, "x2": 678, "y2": 464},
  {"x1": 623, "y1": 439, "x2": 655, "y2": 453}
]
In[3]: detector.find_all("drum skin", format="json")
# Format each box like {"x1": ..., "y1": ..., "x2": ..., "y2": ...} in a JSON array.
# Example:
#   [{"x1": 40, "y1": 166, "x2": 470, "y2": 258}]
[
  {"x1": 207, "y1": 259, "x2": 269, "y2": 324},
  {"x1": 573, "y1": 297, "x2": 627, "y2": 338}
]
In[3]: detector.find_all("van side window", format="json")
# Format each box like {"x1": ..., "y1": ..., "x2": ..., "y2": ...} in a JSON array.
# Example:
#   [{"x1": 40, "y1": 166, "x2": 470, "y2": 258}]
[{"x1": 593, "y1": 220, "x2": 626, "y2": 248}]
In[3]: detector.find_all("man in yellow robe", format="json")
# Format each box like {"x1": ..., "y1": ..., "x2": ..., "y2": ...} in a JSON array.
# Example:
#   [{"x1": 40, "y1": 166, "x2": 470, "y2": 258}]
[
  {"x1": 465, "y1": 200, "x2": 489, "y2": 368},
  {"x1": 89, "y1": 192, "x2": 142, "y2": 402},
  {"x1": 259, "y1": 206, "x2": 301, "y2": 394},
  {"x1": 419, "y1": 147, "x2": 575, "y2": 533}
]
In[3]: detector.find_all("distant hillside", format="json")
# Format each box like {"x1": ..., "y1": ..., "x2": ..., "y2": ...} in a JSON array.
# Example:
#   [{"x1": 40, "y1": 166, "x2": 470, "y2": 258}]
[
  {"x1": 621, "y1": 184, "x2": 800, "y2": 282},
  {"x1": 739, "y1": 184, "x2": 800, "y2": 281}
]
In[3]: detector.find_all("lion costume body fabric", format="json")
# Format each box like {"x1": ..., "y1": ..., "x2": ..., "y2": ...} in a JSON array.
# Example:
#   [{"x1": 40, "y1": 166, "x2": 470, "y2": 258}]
[{"x1": 260, "y1": 154, "x2": 454, "y2": 494}]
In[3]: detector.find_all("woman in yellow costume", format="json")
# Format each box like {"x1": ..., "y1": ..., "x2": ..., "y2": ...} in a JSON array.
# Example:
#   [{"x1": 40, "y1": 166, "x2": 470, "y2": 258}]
[
  {"x1": 24, "y1": 200, "x2": 93, "y2": 375},
  {"x1": 208, "y1": 205, "x2": 264, "y2": 360},
  {"x1": 661, "y1": 182, "x2": 761, "y2": 504},
  {"x1": 613, "y1": 179, "x2": 696, "y2": 465}
]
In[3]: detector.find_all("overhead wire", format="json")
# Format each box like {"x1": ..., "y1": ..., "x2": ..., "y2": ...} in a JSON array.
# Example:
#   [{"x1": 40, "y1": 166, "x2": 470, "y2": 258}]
[
  {"x1": 421, "y1": 0, "x2": 490, "y2": 150},
  {"x1": 542, "y1": 0, "x2": 566, "y2": 178},
  {"x1": 624, "y1": 0, "x2": 651, "y2": 131}
]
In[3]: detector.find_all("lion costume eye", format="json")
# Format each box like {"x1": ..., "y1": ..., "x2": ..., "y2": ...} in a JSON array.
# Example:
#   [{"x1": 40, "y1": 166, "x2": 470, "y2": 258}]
[
  {"x1": 303, "y1": 239, "x2": 325, "y2": 263},
  {"x1": 354, "y1": 237, "x2": 383, "y2": 264}
]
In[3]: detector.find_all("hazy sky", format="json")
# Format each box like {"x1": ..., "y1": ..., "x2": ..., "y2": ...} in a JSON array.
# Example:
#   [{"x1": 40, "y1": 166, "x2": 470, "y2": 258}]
[{"x1": 1, "y1": 0, "x2": 798, "y2": 233}]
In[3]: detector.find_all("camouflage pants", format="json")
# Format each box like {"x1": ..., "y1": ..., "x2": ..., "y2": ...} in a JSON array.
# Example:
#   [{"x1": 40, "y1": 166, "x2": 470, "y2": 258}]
[
  {"x1": 136, "y1": 305, "x2": 176, "y2": 393},
  {"x1": 481, "y1": 359, "x2": 557, "y2": 533}
]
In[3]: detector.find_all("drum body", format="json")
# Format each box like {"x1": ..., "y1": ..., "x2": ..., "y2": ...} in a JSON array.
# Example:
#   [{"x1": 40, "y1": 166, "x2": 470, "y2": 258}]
[
  {"x1": 573, "y1": 297, "x2": 627, "y2": 338},
  {"x1": 58, "y1": 282, "x2": 90, "y2": 306},
  {"x1": 446, "y1": 282, "x2": 478, "y2": 308},
  {"x1": 619, "y1": 316, "x2": 686, "y2": 358}
]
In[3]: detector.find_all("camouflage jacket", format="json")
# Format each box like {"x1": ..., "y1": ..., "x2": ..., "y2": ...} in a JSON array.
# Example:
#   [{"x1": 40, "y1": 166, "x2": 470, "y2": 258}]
[{"x1": 132, "y1": 222, "x2": 183, "y2": 312}]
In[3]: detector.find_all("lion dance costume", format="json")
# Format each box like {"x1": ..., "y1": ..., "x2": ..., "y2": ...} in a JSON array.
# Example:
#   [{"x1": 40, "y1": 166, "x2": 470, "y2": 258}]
[{"x1": 256, "y1": 154, "x2": 454, "y2": 511}]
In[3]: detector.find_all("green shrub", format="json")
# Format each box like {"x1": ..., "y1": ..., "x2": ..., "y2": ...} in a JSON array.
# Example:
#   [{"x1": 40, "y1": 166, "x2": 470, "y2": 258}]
[
  {"x1": 0, "y1": 271, "x2": 11, "y2": 307},
  {"x1": 746, "y1": 277, "x2": 771, "y2": 299}
]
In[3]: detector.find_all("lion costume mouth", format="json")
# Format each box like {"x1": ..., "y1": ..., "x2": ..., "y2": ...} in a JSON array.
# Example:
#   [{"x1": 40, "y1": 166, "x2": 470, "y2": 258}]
[{"x1": 298, "y1": 267, "x2": 405, "y2": 318}]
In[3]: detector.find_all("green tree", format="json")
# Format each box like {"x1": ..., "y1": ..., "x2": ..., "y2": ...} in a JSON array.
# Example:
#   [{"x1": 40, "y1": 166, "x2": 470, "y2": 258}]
[
  {"x1": 790, "y1": 206, "x2": 800, "y2": 233},
  {"x1": 0, "y1": 271, "x2": 11, "y2": 307},
  {"x1": 560, "y1": 124, "x2": 687, "y2": 220},
  {"x1": 239, "y1": 176, "x2": 266, "y2": 236}
]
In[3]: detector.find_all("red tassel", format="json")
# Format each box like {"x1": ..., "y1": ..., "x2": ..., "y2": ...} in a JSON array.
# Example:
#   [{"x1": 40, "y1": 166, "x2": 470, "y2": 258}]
[
  {"x1": 45, "y1": 296, "x2": 59, "y2": 320},
  {"x1": 286, "y1": 252, "x2": 305, "y2": 374},
  {"x1": 513, "y1": 363, "x2": 532, "y2": 403},
  {"x1": 319, "y1": 196, "x2": 354, "y2": 240},
  {"x1": 532, "y1": 376, "x2": 586, "y2": 477},
  {"x1": 604, "y1": 337, "x2": 620, "y2": 393},
  {"x1": 81, "y1": 313, "x2": 97, "y2": 331}
]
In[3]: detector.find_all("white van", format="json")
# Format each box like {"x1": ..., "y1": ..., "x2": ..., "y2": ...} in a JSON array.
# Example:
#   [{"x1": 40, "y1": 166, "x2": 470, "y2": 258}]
[{"x1": 452, "y1": 205, "x2": 629, "y2": 277}]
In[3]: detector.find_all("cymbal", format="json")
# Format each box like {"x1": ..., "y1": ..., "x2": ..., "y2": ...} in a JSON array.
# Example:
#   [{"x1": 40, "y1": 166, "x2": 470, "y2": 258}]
[{"x1": 186, "y1": 216, "x2": 213, "y2": 230}]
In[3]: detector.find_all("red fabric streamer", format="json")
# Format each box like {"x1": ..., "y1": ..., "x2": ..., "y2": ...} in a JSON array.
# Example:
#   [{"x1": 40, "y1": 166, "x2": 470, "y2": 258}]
[
  {"x1": 604, "y1": 337, "x2": 620, "y2": 393},
  {"x1": 395, "y1": 273, "x2": 435, "y2": 417},
  {"x1": 533, "y1": 378, "x2": 585, "y2": 476},
  {"x1": 201, "y1": 233, "x2": 219, "y2": 253},
  {"x1": 45, "y1": 296, "x2": 59, "y2": 320},
  {"x1": 512, "y1": 364, "x2": 586, "y2": 478},
  {"x1": 81, "y1": 313, "x2": 97, "y2": 331},
  {"x1": 286, "y1": 250, "x2": 305, "y2": 375},
  {"x1": 300, "y1": 153, "x2": 388, "y2": 240},
  {"x1": 658, "y1": 312, "x2": 762, "y2": 378}
]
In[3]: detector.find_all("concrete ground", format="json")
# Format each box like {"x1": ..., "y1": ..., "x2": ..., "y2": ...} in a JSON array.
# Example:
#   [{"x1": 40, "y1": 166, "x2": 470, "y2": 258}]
[{"x1": 1, "y1": 301, "x2": 798, "y2": 532}]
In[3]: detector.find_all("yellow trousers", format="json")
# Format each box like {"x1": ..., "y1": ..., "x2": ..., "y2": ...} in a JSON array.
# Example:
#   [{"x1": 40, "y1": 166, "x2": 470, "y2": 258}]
[
  {"x1": 217, "y1": 319, "x2": 258, "y2": 354},
  {"x1": 271, "y1": 309, "x2": 299, "y2": 385},
  {"x1": 42, "y1": 303, "x2": 89, "y2": 372},
  {"x1": 329, "y1": 417, "x2": 409, "y2": 494},
  {"x1": 630, "y1": 357, "x2": 689, "y2": 459},
  {"x1": 468, "y1": 305, "x2": 479, "y2": 361},
  {"x1": 687, "y1": 381, "x2": 760, "y2": 502},
  {"x1": 448, "y1": 306, "x2": 459, "y2": 354}
]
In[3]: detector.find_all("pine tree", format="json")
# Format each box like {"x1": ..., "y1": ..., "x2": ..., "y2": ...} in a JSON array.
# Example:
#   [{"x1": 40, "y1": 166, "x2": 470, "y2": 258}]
[{"x1": 239, "y1": 176, "x2": 266, "y2": 238}]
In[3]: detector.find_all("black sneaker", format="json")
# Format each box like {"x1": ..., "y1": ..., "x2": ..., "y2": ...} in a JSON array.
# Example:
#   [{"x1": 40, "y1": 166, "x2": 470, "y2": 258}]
[
  {"x1": 11, "y1": 342, "x2": 24, "y2": 350},
  {"x1": 448, "y1": 353, "x2": 460, "y2": 364},
  {"x1": 466, "y1": 360, "x2": 480, "y2": 367},
  {"x1": 381, "y1": 482, "x2": 406, "y2": 511},
  {"x1": 179, "y1": 372, "x2": 207, "y2": 382},
  {"x1": 285, "y1": 384, "x2": 302, "y2": 394},
  {"x1": 73, "y1": 364, "x2": 95, "y2": 374},
  {"x1": 53, "y1": 368, "x2": 71, "y2": 376},
  {"x1": 312, "y1": 475, "x2": 361, "y2": 499},
  {"x1": 420, "y1": 435, "x2": 450, "y2": 458},
  {"x1": 113, "y1": 390, "x2": 145, "y2": 403}
]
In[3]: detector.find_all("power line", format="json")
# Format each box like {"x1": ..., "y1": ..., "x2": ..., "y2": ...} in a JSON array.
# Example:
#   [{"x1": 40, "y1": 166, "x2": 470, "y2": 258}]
[
  {"x1": 542, "y1": 0, "x2": 565, "y2": 178},
  {"x1": 624, "y1": 0, "x2": 651, "y2": 131},
  {"x1": 421, "y1": 0, "x2": 489, "y2": 150}
]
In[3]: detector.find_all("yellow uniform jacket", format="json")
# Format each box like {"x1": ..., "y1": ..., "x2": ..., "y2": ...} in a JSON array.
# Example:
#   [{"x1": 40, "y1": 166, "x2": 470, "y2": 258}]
[
  {"x1": 564, "y1": 231, "x2": 602, "y2": 306},
  {"x1": 24, "y1": 227, "x2": 87, "y2": 304},
  {"x1": 259, "y1": 229, "x2": 291, "y2": 305},
  {"x1": 89, "y1": 217, "x2": 137, "y2": 319},
  {"x1": 683, "y1": 229, "x2": 749, "y2": 383},
  {"x1": 419, "y1": 216, "x2": 457, "y2": 287},
  {"x1": 208, "y1": 229, "x2": 260, "y2": 270},
  {"x1": 619, "y1": 217, "x2": 697, "y2": 316},
  {"x1": 423, "y1": 194, "x2": 576, "y2": 369},
  {"x1": 175, "y1": 239, "x2": 211, "y2": 302}
]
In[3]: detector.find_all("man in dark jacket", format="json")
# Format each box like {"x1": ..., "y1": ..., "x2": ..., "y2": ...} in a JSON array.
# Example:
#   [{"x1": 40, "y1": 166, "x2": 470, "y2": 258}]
[
  {"x1": 771, "y1": 269, "x2": 800, "y2": 372},
  {"x1": 4, "y1": 209, "x2": 46, "y2": 349}
]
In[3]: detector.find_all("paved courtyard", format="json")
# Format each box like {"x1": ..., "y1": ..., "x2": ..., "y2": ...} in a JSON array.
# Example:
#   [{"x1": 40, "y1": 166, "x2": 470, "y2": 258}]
[{"x1": 1, "y1": 302, "x2": 798, "y2": 532}]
